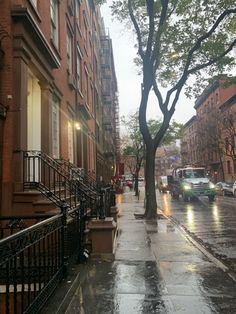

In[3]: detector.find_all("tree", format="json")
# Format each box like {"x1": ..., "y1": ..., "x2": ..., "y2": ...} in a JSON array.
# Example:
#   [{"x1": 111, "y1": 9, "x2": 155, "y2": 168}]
[
  {"x1": 121, "y1": 110, "x2": 182, "y2": 196},
  {"x1": 99, "y1": 0, "x2": 236, "y2": 218}
]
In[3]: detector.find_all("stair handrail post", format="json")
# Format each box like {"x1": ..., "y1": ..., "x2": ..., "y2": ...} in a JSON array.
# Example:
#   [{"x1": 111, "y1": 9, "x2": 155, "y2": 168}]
[
  {"x1": 78, "y1": 198, "x2": 86, "y2": 262},
  {"x1": 105, "y1": 186, "x2": 111, "y2": 217},
  {"x1": 99, "y1": 189, "x2": 106, "y2": 220},
  {"x1": 110, "y1": 188, "x2": 116, "y2": 207},
  {"x1": 61, "y1": 201, "x2": 69, "y2": 276}
]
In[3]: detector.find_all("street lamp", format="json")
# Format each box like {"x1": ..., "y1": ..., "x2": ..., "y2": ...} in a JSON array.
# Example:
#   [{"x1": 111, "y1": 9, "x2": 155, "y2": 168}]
[{"x1": 75, "y1": 122, "x2": 81, "y2": 130}]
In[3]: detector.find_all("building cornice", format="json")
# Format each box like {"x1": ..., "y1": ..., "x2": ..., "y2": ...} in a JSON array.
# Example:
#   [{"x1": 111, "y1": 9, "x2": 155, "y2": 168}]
[
  {"x1": 194, "y1": 80, "x2": 219, "y2": 109},
  {"x1": 11, "y1": 6, "x2": 60, "y2": 69},
  {"x1": 183, "y1": 115, "x2": 196, "y2": 129}
]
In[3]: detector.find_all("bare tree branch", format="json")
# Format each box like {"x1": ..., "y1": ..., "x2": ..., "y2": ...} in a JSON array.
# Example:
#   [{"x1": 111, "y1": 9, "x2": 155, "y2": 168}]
[
  {"x1": 128, "y1": 0, "x2": 145, "y2": 59},
  {"x1": 151, "y1": 0, "x2": 169, "y2": 69},
  {"x1": 146, "y1": 0, "x2": 155, "y2": 58}
]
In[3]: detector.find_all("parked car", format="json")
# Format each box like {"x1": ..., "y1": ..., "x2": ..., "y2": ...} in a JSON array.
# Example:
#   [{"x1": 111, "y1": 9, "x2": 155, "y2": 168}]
[
  {"x1": 233, "y1": 181, "x2": 236, "y2": 197},
  {"x1": 223, "y1": 182, "x2": 234, "y2": 196},
  {"x1": 215, "y1": 182, "x2": 228, "y2": 195}
]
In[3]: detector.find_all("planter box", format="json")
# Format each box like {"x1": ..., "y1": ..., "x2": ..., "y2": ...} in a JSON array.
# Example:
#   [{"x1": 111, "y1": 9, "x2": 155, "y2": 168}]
[{"x1": 88, "y1": 218, "x2": 117, "y2": 256}]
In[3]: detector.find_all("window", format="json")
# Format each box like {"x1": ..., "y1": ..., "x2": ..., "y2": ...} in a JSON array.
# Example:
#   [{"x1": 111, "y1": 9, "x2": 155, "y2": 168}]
[
  {"x1": 94, "y1": 56, "x2": 98, "y2": 79},
  {"x1": 68, "y1": 117, "x2": 74, "y2": 163},
  {"x1": 84, "y1": 67, "x2": 89, "y2": 103},
  {"x1": 90, "y1": 82, "x2": 94, "y2": 112},
  {"x1": 50, "y1": 0, "x2": 59, "y2": 47},
  {"x1": 51, "y1": 96, "x2": 60, "y2": 158},
  {"x1": 83, "y1": 12, "x2": 88, "y2": 50},
  {"x1": 67, "y1": 29, "x2": 73, "y2": 73},
  {"x1": 76, "y1": 0, "x2": 80, "y2": 27},
  {"x1": 76, "y1": 46, "x2": 82, "y2": 91},
  {"x1": 30, "y1": 0, "x2": 37, "y2": 7}
]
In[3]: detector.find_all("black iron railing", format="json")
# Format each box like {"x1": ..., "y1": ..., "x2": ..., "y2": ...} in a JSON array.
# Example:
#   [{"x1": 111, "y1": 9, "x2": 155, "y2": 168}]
[
  {"x1": 0, "y1": 200, "x2": 88, "y2": 314},
  {"x1": 55, "y1": 159, "x2": 98, "y2": 192},
  {"x1": 0, "y1": 215, "x2": 52, "y2": 240},
  {"x1": 23, "y1": 151, "x2": 79, "y2": 210},
  {"x1": 0, "y1": 151, "x2": 117, "y2": 314},
  {"x1": 23, "y1": 151, "x2": 101, "y2": 215}
]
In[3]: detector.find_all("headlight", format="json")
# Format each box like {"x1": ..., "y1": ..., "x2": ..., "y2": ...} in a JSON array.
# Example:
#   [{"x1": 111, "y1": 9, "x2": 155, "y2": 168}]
[
  {"x1": 209, "y1": 182, "x2": 215, "y2": 189},
  {"x1": 183, "y1": 184, "x2": 191, "y2": 190}
]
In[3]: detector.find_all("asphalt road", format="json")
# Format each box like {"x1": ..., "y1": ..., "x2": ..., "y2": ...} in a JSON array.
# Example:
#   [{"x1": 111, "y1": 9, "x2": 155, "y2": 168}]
[{"x1": 157, "y1": 191, "x2": 236, "y2": 272}]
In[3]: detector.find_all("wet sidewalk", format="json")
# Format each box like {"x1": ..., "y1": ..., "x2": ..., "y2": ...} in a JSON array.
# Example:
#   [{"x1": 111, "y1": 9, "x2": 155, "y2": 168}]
[{"x1": 44, "y1": 190, "x2": 236, "y2": 314}]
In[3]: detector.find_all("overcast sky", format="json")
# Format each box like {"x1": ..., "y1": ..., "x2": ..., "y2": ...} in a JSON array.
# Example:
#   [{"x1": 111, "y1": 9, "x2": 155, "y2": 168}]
[{"x1": 100, "y1": 4, "x2": 196, "y2": 125}]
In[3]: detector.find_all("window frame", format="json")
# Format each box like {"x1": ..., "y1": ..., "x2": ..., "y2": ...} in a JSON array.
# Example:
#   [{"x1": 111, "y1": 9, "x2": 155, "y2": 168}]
[{"x1": 50, "y1": 0, "x2": 59, "y2": 48}]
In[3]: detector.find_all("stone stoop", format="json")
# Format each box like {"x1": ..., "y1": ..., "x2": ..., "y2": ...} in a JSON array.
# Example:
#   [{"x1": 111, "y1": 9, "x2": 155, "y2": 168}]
[
  {"x1": 12, "y1": 191, "x2": 58, "y2": 215},
  {"x1": 88, "y1": 217, "x2": 118, "y2": 259}
]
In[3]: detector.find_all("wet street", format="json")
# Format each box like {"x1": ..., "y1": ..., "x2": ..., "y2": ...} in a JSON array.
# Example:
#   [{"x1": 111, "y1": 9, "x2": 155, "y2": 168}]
[{"x1": 157, "y1": 191, "x2": 236, "y2": 272}]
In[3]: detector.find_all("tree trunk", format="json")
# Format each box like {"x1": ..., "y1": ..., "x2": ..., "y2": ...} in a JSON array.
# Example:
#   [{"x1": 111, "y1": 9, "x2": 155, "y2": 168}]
[
  {"x1": 144, "y1": 145, "x2": 157, "y2": 219},
  {"x1": 134, "y1": 170, "x2": 139, "y2": 196}
]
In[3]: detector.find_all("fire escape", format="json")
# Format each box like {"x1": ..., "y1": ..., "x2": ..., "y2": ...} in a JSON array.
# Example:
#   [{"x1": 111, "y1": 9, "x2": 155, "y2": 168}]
[{"x1": 100, "y1": 34, "x2": 120, "y2": 181}]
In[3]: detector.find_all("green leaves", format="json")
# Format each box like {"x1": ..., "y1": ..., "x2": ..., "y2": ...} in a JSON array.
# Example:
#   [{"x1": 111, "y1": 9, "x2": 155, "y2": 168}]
[{"x1": 107, "y1": 0, "x2": 236, "y2": 91}]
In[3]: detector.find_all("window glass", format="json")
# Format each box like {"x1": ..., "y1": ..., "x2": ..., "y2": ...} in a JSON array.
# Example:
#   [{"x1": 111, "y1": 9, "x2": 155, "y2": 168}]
[
  {"x1": 50, "y1": 0, "x2": 59, "y2": 47},
  {"x1": 30, "y1": 0, "x2": 37, "y2": 7},
  {"x1": 77, "y1": 47, "x2": 81, "y2": 90},
  {"x1": 67, "y1": 29, "x2": 73, "y2": 73},
  {"x1": 51, "y1": 96, "x2": 60, "y2": 158}
]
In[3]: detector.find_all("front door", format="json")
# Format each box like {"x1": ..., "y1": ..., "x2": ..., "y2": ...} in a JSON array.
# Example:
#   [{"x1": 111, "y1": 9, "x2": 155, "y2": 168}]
[
  {"x1": 27, "y1": 70, "x2": 41, "y2": 151},
  {"x1": 27, "y1": 70, "x2": 41, "y2": 182}
]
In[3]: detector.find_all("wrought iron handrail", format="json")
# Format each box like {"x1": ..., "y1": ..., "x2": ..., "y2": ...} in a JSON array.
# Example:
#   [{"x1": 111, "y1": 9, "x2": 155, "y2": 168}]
[
  {"x1": 56, "y1": 159, "x2": 97, "y2": 189},
  {"x1": 23, "y1": 151, "x2": 101, "y2": 215},
  {"x1": 23, "y1": 151, "x2": 79, "y2": 209},
  {"x1": 0, "y1": 215, "x2": 54, "y2": 239}
]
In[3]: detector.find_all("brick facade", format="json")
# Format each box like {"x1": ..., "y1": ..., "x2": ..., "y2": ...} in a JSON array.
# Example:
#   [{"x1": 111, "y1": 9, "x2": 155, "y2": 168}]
[
  {"x1": 181, "y1": 79, "x2": 236, "y2": 183},
  {"x1": 0, "y1": 0, "x2": 119, "y2": 215}
]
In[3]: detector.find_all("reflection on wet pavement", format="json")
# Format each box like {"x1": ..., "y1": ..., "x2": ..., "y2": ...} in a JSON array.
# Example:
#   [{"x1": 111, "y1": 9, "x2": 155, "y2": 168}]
[
  {"x1": 63, "y1": 189, "x2": 236, "y2": 314},
  {"x1": 158, "y1": 191, "x2": 236, "y2": 263}
]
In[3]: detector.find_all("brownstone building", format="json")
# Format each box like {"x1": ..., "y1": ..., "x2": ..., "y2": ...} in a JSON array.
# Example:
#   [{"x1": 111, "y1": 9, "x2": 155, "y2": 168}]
[
  {"x1": 0, "y1": 0, "x2": 119, "y2": 215},
  {"x1": 181, "y1": 78, "x2": 236, "y2": 182}
]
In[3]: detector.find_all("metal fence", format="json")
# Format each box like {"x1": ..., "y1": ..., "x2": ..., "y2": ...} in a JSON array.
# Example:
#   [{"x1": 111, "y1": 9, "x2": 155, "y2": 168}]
[{"x1": 0, "y1": 201, "x2": 87, "y2": 314}]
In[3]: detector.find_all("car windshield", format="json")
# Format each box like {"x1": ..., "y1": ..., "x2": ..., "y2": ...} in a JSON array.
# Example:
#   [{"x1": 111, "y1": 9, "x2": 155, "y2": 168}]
[{"x1": 183, "y1": 169, "x2": 205, "y2": 179}]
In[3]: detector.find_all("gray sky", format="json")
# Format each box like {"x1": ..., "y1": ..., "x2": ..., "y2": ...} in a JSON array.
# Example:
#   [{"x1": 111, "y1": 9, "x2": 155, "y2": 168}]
[{"x1": 100, "y1": 4, "x2": 196, "y2": 124}]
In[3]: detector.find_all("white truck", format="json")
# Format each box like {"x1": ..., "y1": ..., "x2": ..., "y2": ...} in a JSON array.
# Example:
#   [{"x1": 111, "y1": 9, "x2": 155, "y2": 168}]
[{"x1": 169, "y1": 166, "x2": 216, "y2": 202}]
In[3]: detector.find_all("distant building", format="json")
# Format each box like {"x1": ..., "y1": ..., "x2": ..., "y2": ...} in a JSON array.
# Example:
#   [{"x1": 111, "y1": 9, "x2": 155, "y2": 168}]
[
  {"x1": 155, "y1": 143, "x2": 181, "y2": 181},
  {"x1": 181, "y1": 116, "x2": 197, "y2": 166},
  {"x1": 181, "y1": 78, "x2": 236, "y2": 182}
]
